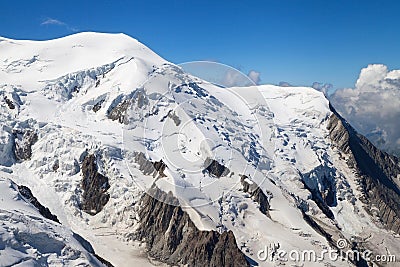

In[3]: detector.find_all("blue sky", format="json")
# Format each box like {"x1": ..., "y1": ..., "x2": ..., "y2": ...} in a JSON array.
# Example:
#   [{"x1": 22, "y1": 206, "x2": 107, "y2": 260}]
[{"x1": 2, "y1": 0, "x2": 400, "y2": 90}]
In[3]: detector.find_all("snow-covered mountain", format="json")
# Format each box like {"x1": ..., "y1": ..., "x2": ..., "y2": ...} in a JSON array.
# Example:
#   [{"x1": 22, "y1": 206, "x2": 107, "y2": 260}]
[
  {"x1": 0, "y1": 176, "x2": 111, "y2": 266},
  {"x1": 0, "y1": 32, "x2": 399, "y2": 266}
]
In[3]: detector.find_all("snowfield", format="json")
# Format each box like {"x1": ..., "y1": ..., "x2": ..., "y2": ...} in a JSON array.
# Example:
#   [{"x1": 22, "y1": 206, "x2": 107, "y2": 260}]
[
  {"x1": 0, "y1": 176, "x2": 105, "y2": 266},
  {"x1": 0, "y1": 32, "x2": 399, "y2": 266}
]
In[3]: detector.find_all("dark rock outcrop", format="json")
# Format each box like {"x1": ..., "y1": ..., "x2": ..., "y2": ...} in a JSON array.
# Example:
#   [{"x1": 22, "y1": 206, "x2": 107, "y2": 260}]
[
  {"x1": 135, "y1": 187, "x2": 250, "y2": 267},
  {"x1": 92, "y1": 99, "x2": 105, "y2": 112},
  {"x1": 134, "y1": 152, "x2": 166, "y2": 178},
  {"x1": 240, "y1": 175, "x2": 270, "y2": 217},
  {"x1": 301, "y1": 211, "x2": 369, "y2": 266},
  {"x1": 17, "y1": 185, "x2": 60, "y2": 223},
  {"x1": 13, "y1": 129, "x2": 38, "y2": 160},
  {"x1": 72, "y1": 232, "x2": 114, "y2": 267},
  {"x1": 80, "y1": 154, "x2": 110, "y2": 215},
  {"x1": 52, "y1": 159, "x2": 59, "y2": 172},
  {"x1": 203, "y1": 158, "x2": 230, "y2": 178},
  {"x1": 4, "y1": 96, "x2": 15, "y2": 109},
  {"x1": 328, "y1": 104, "x2": 400, "y2": 233},
  {"x1": 174, "y1": 82, "x2": 208, "y2": 98},
  {"x1": 301, "y1": 164, "x2": 337, "y2": 208},
  {"x1": 302, "y1": 181, "x2": 335, "y2": 220},
  {"x1": 298, "y1": 166, "x2": 337, "y2": 220},
  {"x1": 108, "y1": 89, "x2": 149, "y2": 124},
  {"x1": 160, "y1": 110, "x2": 181, "y2": 126},
  {"x1": 167, "y1": 110, "x2": 181, "y2": 126},
  {"x1": 108, "y1": 99, "x2": 131, "y2": 123},
  {"x1": 301, "y1": 211, "x2": 334, "y2": 245}
]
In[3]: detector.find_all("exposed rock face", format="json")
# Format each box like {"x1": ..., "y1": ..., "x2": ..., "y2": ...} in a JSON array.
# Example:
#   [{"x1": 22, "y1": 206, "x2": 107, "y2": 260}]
[
  {"x1": 240, "y1": 175, "x2": 270, "y2": 217},
  {"x1": 72, "y1": 232, "x2": 114, "y2": 267},
  {"x1": 108, "y1": 99, "x2": 131, "y2": 123},
  {"x1": 52, "y1": 159, "x2": 59, "y2": 172},
  {"x1": 300, "y1": 211, "x2": 369, "y2": 266},
  {"x1": 13, "y1": 129, "x2": 38, "y2": 160},
  {"x1": 17, "y1": 184, "x2": 60, "y2": 223},
  {"x1": 303, "y1": 182, "x2": 335, "y2": 220},
  {"x1": 167, "y1": 110, "x2": 181, "y2": 126},
  {"x1": 160, "y1": 110, "x2": 181, "y2": 126},
  {"x1": 203, "y1": 158, "x2": 230, "y2": 178},
  {"x1": 80, "y1": 154, "x2": 110, "y2": 215},
  {"x1": 328, "y1": 104, "x2": 400, "y2": 233},
  {"x1": 4, "y1": 96, "x2": 15, "y2": 109},
  {"x1": 301, "y1": 164, "x2": 337, "y2": 207},
  {"x1": 108, "y1": 89, "x2": 149, "y2": 124},
  {"x1": 135, "y1": 187, "x2": 250, "y2": 267},
  {"x1": 174, "y1": 82, "x2": 208, "y2": 98},
  {"x1": 301, "y1": 211, "x2": 334, "y2": 245},
  {"x1": 92, "y1": 99, "x2": 105, "y2": 112},
  {"x1": 134, "y1": 152, "x2": 166, "y2": 178},
  {"x1": 299, "y1": 166, "x2": 337, "y2": 220}
]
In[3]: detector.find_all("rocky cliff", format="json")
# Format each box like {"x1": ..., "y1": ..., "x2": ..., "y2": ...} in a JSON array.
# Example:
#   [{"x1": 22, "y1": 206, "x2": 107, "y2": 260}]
[
  {"x1": 134, "y1": 187, "x2": 250, "y2": 267},
  {"x1": 80, "y1": 154, "x2": 111, "y2": 215},
  {"x1": 328, "y1": 104, "x2": 400, "y2": 233}
]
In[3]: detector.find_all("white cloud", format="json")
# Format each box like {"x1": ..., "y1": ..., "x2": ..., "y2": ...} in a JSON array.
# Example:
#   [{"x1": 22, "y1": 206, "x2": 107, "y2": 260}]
[
  {"x1": 221, "y1": 69, "x2": 246, "y2": 87},
  {"x1": 41, "y1": 18, "x2": 66, "y2": 26},
  {"x1": 312, "y1": 82, "x2": 333, "y2": 95},
  {"x1": 330, "y1": 64, "x2": 400, "y2": 156},
  {"x1": 40, "y1": 18, "x2": 78, "y2": 31},
  {"x1": 221, "y1": 68, "x2": 260, "y2": 87},
  {"x1": 278, "y1": 81, "x2": 293, "y2": 87},
  {"x1": 248, "y1": 70, "x2": 261, "y2": 85}
]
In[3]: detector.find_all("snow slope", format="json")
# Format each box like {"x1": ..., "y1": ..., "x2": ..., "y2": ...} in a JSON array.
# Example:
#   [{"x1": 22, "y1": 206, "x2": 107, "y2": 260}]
[
  {"x1": 0, "y1": 32, "x2": 399, "y2": 266},
  {"x1": 0, "y1": 175, "x2": 105, "y2": 266}
]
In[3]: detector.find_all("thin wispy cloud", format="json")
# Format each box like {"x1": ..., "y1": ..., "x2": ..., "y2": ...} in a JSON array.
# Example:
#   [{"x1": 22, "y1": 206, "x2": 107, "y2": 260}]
[
  {"x1": 41, "y1": 18, "x2": 66, "y2": 26},
  {"x1": 40, "y1": 18, "x2": 78, "y2": 32}
]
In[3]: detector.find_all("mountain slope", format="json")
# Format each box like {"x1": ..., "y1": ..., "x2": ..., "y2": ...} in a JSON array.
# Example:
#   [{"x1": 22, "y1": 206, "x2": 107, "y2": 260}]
[
  {"x1": 0, "y1": 176, "x2": 107, "y2": 266},
  {"x1": 0, "y1": 32, "x2": 399, "y2": 266}
]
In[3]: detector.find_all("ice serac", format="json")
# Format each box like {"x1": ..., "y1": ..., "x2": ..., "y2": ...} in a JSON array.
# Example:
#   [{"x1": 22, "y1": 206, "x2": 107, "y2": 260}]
[
  {"x1": 328, "y1": 104, "x2": 400, "y2": 233},
  {"x1": 135, "y1": 187, "x2": 250, "y2": 267},
  {"x1": 0, "y1": 177, "x2": 105, "y2": 266},
  {"x1": 2, "y1": 32, "x2": 400, "y2": 267}
]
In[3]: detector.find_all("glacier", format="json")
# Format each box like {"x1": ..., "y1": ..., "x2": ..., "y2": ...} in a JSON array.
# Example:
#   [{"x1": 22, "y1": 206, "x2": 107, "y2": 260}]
[{"x1": 0, "y1": 32, "x2": 399, "y2": 266}]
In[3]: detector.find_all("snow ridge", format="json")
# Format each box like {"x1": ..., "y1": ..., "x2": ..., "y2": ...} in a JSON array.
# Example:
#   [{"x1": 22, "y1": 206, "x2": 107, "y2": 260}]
[{"x1": 0, "y1": 32, "x2": 399, "y2": 267}]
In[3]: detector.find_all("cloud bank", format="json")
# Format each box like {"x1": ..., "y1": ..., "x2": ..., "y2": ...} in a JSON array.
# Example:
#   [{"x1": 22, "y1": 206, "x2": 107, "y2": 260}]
[{"x1": 330, "y1": 64, "x2": 400, "y2": 156}]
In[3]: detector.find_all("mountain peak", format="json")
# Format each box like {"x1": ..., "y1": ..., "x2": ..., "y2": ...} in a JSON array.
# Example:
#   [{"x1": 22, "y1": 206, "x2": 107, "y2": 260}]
[{"x1": 0, "y1": 33, "x2": 399, "y2": 267}]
